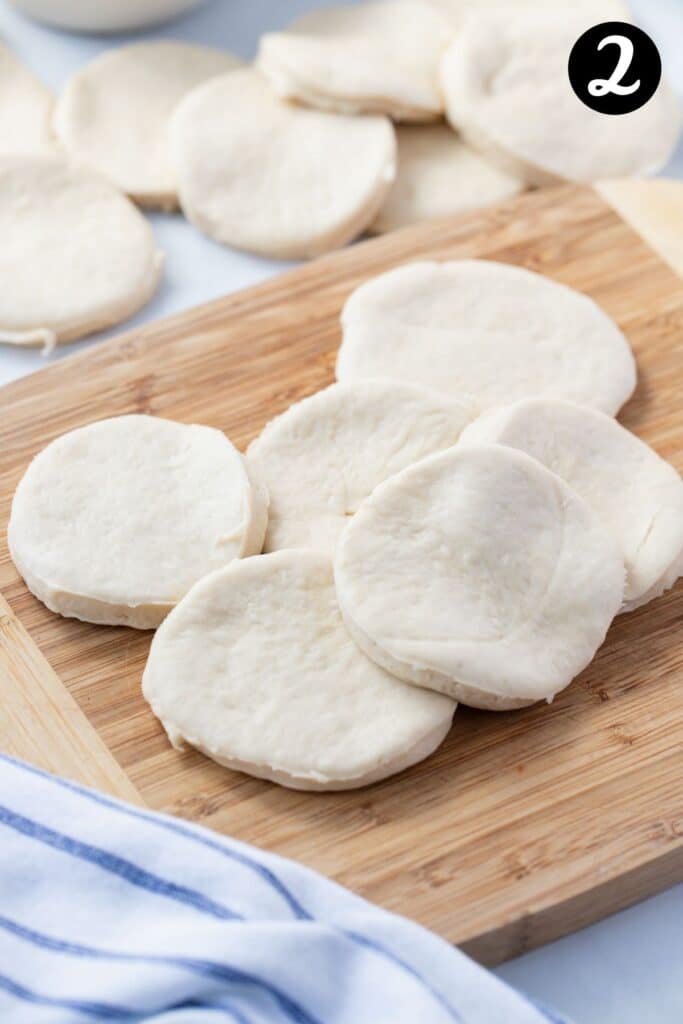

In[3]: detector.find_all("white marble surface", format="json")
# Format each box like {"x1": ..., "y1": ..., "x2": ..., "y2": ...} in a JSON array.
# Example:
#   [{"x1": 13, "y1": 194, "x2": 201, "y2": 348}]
[{"x1": 0, "y1": 1, "x2": 681, "y2": 1020}]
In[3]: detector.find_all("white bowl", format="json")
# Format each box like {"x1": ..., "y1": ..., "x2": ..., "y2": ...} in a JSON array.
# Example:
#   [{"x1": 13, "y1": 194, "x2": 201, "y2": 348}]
[{"x1": 7, "y1": 0, "x2": 204, "y2": 32}]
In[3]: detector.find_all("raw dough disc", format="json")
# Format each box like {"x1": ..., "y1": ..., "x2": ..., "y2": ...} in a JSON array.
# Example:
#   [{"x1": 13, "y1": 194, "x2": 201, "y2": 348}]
[
  {"x1": 169, "y1": 68, "x2": 396, "y2": 258},
  {"x1": 53, "y1": 42, "x2": 242, "y2": 209},
  {"x1": 336, "y1": 260, "x2": 636, "y2": 415},
  {"x1": 417, "y1": 0, "x2": 631, "y2": 30},
  {"x1": 440, "y1": 11, "x2": 682, "y2": 185},
  {"x1": 142, "y1": 549, "x2": 456, "y2": 790},
  {"x1": 460, "y1": 398, "x2": 683, "y2": 612},
  {"x1": 371, "y1": 123, "x2": 524, "y2": 234},
  {"x1": 257, "y1": 1, "x2": 453, "y2": 122},
  {"x1": 0, "y1": 155, "x2": 163, "y2": 349},
  {"x1": 247, "y1": 379, "x2": 474, "y2": 554},
  {"x1": 8, "y1": 415, "x2": 268, "y2": 629},
  {"x1": 0, "y1": 43, "x2": 54, "y2": 156},
  {"x1": 335, "y1": 444, "x2": 624, "y2": 709}
]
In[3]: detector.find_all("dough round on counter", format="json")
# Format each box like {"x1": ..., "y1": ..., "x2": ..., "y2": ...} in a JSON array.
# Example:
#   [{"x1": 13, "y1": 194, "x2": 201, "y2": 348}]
[
  {"x1": 440, "y1": 11, "x2": 681, "y2": 185},
  {"x1": 336, "y1": 260, "x2": 636, "y2": 414},
  {"x1": 53, "y1": 42, "x2": 242, "y2": 209},
  {"x1": 8, "y1": 415, "x2": 268, "y2": 629},
  {"x1": 371, "y1": 123, "x2": 524, "y2": 234},
  {"x1": 257, "y1": 1, "x2": 452, "y2": 122},
  {"x1": 335, "y1": 444, "x2": 624, "y2": 709},
  {"x1": 0, "y1": 155, "x2": 163, "y2": 349},
  {"x1": 142, "y1": 549, "x2": 455, "y2": 790},
  {"x1": 0, "y1": 44, "x2": 54, "y2": 156},
  {"x1": 460, "y1": 398, "x2": 683, "y2": 612},
  {"x1": 247, "y1": 379, "x2": 473, "y2": 554},
  {"x1": 169, "y1": 68, "x2": 396, "y2": 258}
]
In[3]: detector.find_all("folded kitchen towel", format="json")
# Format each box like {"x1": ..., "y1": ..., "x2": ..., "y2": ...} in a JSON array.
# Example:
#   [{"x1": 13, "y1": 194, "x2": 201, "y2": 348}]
[{"x1": 0, "y1": 753, "x2": 566, "y2": 1024}]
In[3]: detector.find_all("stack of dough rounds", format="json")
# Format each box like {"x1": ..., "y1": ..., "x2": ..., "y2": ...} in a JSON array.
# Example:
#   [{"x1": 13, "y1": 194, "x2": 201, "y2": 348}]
[
  {"x1": 371, "y1": 123, "x2": 524, "y2": 233},
  {"x1": 440, "y1": 11, "x2": 682, "y2": 185},
  {"x1": 460, "y1": 399, "x2": 683, "y2": 612},
  {"x1": 169, "y1": 68, "x2": 396, "y2": 258},
  {"x1": 417, "y1": 0, "x2": 632, "y2": 29},
  {"x1": 336, "y1": 260, "x2": 636, "y2": 414},
  {"x1": 0, "y1": 44, "x2": 54, "y2": 156},
  {"x1": 8, "y1": 415, "x2": 268, "y2": 629},
  {"x1": 53, "y1": 42, "x2": 242, "y2": 209},
  {"x1": 0, "y1": 155, "x2": 163, "y2": 349},
  {"x1": 335, "y1": 444, "x2": 625, "y2": 709},
  {"x1": 247, "y1": 379, "x2": 474, "y2": 554},
  {"x1": 257, "y1": 1, "x2": 453, "y2": 122},
  {"x1": 142, "y1": 550, "x2": 456, "y2": 790}
]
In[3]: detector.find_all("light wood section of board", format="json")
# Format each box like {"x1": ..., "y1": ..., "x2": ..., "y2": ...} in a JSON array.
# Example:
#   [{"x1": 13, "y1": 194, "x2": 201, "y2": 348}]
[
  {"x1": 0, "y1": 183, "x2": 682, "y2": 965},
  {"x1": 0, "y1": 594, "x2": 141, "y2": 802}
]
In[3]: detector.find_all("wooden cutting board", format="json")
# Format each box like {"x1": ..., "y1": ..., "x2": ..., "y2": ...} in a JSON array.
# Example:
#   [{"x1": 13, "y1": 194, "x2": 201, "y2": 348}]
[{"x1": 1, "y1": 183, "x2": 682, "y2": 966}]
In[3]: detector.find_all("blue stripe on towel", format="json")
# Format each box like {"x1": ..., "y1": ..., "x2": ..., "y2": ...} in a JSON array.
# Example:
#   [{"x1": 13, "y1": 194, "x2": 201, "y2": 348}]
[
  {"x1": 0, "y1": 970, "x2": 255, "y2": 1023},
  {"x1": 0, "y1": 753, "x2": 308, "y2": 921},
  {"x1": 0, "y1": 805, "x2": 240, "y2": 922},
  {"x1": 0, "y1": 913, "x2": 317, "y2": 1024}
]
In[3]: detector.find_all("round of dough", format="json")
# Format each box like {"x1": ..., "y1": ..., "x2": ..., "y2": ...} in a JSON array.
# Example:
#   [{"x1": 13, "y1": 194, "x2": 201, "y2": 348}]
[
  {"x1": 440, "y1": 11, "x2": 682, "y2": 185},
  {"x1": 247, "y1": 379, "x2": 474, "y2": 555},
  {"x1": 142, "y1": 549, "x2": 455, "y2": 790},
  {"x1": 336, "y1": 260, "x2": 636, "y2": 415},
  {"x1": 8, "y1": 415, "x2": 268, "y2": 629},
  {"x1": 371, "y1": 123, "x2": 524, "y2": 234},
  {"x1": 53, "y1": 42, "x2": 242, "y2": 209},
  {"x1": 257, "y1": 1, "x2": 453, "y2": 122},
  {"x1": 335, "y1": 444, "x2": 624, "y2": 709},
  {"x1": 0, "y1": 155, "x2": 163, "y2": 349},
  {"x1": 460, "y1": 398, "x2": 683, "y2": 612},
  {"x1": 0, "y1": 44, "x2": 54, "y2": 156},
  {"x1": 169, "y1": 69, "x2": 396, "y2": 259}
]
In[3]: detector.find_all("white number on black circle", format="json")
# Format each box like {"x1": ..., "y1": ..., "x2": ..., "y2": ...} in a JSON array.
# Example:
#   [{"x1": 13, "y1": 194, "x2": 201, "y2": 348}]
[{"x1": 588, "y1": 34, "x2": 641, "y2": 97}]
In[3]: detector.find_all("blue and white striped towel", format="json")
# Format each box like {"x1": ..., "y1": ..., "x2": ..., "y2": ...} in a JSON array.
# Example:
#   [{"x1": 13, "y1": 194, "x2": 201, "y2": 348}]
[{"x1": 0, "y1": 754, "x2": 566, "y2": 1024}]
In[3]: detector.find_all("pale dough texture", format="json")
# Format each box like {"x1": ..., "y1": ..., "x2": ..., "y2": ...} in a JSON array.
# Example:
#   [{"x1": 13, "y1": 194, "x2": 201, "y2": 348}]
[
  {"x1": 53, "y1": 42, "x2": 242, "y2": 208},
  {"x1": 0, "y1": 155, "x2": 163, "y2": 349},
  {"x1": 337, "y1": 260, "x2": 636, "y2": 414},
  {"x1": 8, "y1": 415, "x2": 268, "y2": 629},
  {"x1": 335, "y1": 444, "x2": 624, "y2": 709},
  {"x1": 142, "y1": 549, "x2": 455, "y2": 790},
  {"x1": 257, "y1": 1, "x2": 453, "y2": 122},
  {"x1": 0, "y1": 43, "x2": 54, "y2": 156},
  {"x1": 460, "y1": 399, "x2": 683, "y2": 612},
  {"x1": 169, "y1": 68, "x2": 396, "y2": 258},
  {"x1": 417, "y1": 0, "x2": 631, "y2": 29},
  {"x1": 371, "y1": 123, "x2": 524, "y2": 233},
  {"x1": 440, "y1": 11, "x2": 682, "y2": 185},
  {"x1": 247, "y1": 379, "x2": 473, "y2": 555}
]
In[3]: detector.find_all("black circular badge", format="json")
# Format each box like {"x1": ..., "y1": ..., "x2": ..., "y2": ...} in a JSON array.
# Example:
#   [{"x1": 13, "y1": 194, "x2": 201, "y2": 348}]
[{"x1": 568, "y1": 21, "x2": 662, "y2": 115}]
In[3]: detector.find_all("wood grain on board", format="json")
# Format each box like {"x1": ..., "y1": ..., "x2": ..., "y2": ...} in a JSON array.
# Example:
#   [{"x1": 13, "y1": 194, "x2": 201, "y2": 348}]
[{"x1": 1, "y1": 183, "x2": 682, "y2": 965}]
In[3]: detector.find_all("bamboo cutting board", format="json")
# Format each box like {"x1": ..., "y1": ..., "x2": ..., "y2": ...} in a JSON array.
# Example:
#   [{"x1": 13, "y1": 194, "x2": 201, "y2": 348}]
[{"x1": 1, "y1": 183, "x2": 682, "y2": 966}]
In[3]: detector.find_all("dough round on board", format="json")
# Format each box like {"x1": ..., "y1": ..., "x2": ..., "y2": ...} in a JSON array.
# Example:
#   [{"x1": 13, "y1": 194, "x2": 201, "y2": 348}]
[
  {"x1": 371, "y1": 123, "x2": 524, "y2": 234},
  {"x1": 247, "y1": 379, "x2": 474, "y2": 555},
  {"x1": 8, "y1": 415, "x2": 268, "y2": 629},
  {"x1": 335, "y1": 444, "x2": 625, "y2": 709},
  {"x1": 440, "y1": 11, "x2": 682, "y2": 185},
  {"x1": 417, "y1": 0, "x2": 631, "y2": 30},
  {"x1": 169, "y1": 68, "x2": 396, "y2": 258},
  {"x1": 53, "y1": 42, "x2": 242, "y2": 209},
  {"x1": 0, "y1": 44, "x2": 54, "y2": 156},
  {"x1": 257, "y1": 1, "x2": 453, "y2": 122},
  {"x1": 460, "y1": 398, "x2": 683, "y2": 612},
  {"x1": 142, "y1": 549, "x2": 455, "y2": 790},
  {"x1": 0, "y1": 155, "x2": 163, "y2": 349},
  {"x1": 336, "y1": 260, "x2": 636, "y2": 415}
]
